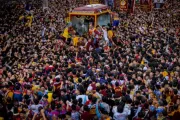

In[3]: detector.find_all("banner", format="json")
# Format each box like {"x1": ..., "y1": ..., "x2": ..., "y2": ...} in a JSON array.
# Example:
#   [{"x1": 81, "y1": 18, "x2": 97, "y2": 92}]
[
  {"x1": 89, "y1": 0, "x2": 99, "y2": 4},
  {"x1": 120, "y1": 0, "x2": 128, "y2": 10},
  {"x1": 153, "y1": 0, "x2": 164, "y2": 8},
  {"x1": 140, "y1": 0, "x2": 152, "y2": 11},
  {"x1": 140, "y1": 0, "x2": 149, "y2": 5},
  {"x1": 154, "y1": 0, "x2": 164, "y2": 3}
]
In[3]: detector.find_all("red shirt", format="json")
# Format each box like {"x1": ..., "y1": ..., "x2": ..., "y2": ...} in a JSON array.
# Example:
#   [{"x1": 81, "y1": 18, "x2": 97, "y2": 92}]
[
  {"x1": 93, "y1": 29, "x2": 101, "y2": 38},
  {"x1": 81, "y1": 111, "x2": 93, "y2": 120},
  {"x1": 85, "y1": 100, "x2": 92, "y2": 106},
  {"x1": 86, "y1": 41, "x2": 93, "y2": 51},
  {"x1": 13, "y1": 114, "x2": 20, "y2": 120},
  {"x1": 91, "y1": 83, "x2": 96, "y2": 90},
  {"x1": 114, "y1": 86, "x2": 122, "y2": 97},
  {"x1": 100, "y1": 89, "x2": 107, "y2": 96},
  {"x1": 0, "y1": 69, "x2": 3, "y2": 75},
  {"x1": 53, "y1": 82, "x2": 61, "y2": 90}
]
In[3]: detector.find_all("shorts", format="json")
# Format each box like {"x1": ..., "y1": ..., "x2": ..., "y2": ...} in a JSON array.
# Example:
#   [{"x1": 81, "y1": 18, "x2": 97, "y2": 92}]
[{"x1": 113, "y1": 20, "x2": 119, "y2": 27}]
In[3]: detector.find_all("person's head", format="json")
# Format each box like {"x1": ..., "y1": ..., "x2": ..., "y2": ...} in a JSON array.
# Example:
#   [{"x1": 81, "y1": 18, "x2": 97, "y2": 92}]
[
  {"x1": 83, "y1": 105, "x2": 89, "y2": 112},
  {"x1": 92, "y1": 97, "x2": 97, "y2": 104},
  {"x1": 102, "y1": 25, "x2": 106, "y2": 29},
  {"x1": 174, "y1": 104, "x2": 178, "y2": 110},
  {"x1": 162, "y1": 110, "x2": 168, "y2": 117},
  {"x1": 117, "y1": 104, "x2": 124, "y2": 113},
  {"x1": 96, "y1": 25, "x2": 100, "y2": 29},
  {"x1": 121, "y1": 96, "x2": 127, "y2": 103},
  {"x1": 34, "y1": 99, "x2": 39, "y2": 105},
  {"x1": 136, "y1": 91, "x2": 141, "y2": 97},
  {"x1": 20, "y1": 111, "x2": 26, "y2": 118},
  {"x1": 115, "y1": 82, "x2": 119, "y2": 87},
  {"x1": 43, "y1": 95, "x2": 48, "y2": 100},
  {"x1": 71, "y1": 104, "x2": 76, "y2": 111},
  {"x1": 138, "y1": 111, "x2": 145, "y2": 118},
  {"x1": 114, "y1": 100, "x2": 119, "y2": 106},
  {"x1": 22, "y1": 105, "x2": 28, "y2": 112},
  {"x1": 48, "y1": 86, "x2": 53, "y2": 92},
  {"x1": 88, "y1": 94, "x2": 93, "y2": 101},
  {"x1": 72, "y1": 99, "x2": 78, "y2": 105},
  {"x1": 173, "y1": 89, "x2": 178, "y2": 95},
  {"x1": 102, "y1": 96, "x2": 107, "y2": 103},
  {"x1": 134, "y1": 100, "x2": 140, "y2": 106}
]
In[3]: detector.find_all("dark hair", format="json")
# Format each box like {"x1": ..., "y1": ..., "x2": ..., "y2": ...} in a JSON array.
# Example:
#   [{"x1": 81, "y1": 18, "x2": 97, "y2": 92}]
[
  {"x1": 34, "y1": 99, "x2": 39, "y2": 105},
  {"x1": 78, "y1": 98, "x2": 82, "y2": 104},
  {"x1": 173, "y1": 89, "x2": 178, "y2": 95},
  {"x1": 84, "y1": 105, "x2": 89, "y2": 112},
  {"x1": 115, "y1": 82, "x2": 119, "y2": 87},
  {"x1": 48, "y1": 86, "x2": 53, "y2": 91},
  {"x1": 56, "y1": 78, "x2": 60, "y2": 82},
  {"x1": 72, "y1": 104, "x2": 76, "y2": 111},
  {"x1": 121, "y1": 96, "x2": 126, "y2": 103},
  {"x1": 117, "y1": 104, "x2": 124, "y2": 113},
  {"x1": 162, "y1": 110, "x2": 168, "y2": 116},
  {"x1": 114, "y1": 100, "x2": 119, "y2": 106},
  {"x1": 44, "y1": 95, "x2": 48, "y2": 99},
  {"x1": 14, "y1": 107, "x2": 19, "y2": 114},
  {"x1": 96, "y1": 25, "x2": 100, "y2": 28},
  {"x1": 88, "y1": 95, "x2": 93, "y2": 100},
  {"x1": 51, "y1": 101, "x2": 56, "y2": 110},
  {"x1": 38, "y1": 106, "x2": 43, "y2": 112},
  {"x1": 134, "y1": 100, "x2": 140, "y2": 106},
  {"x1": 138, "y1": 111, "x2": 145, "y2": 118},
  {"x1": 92, "y1": 97, "x2": 97, "y2": 104},
  {"x1": 102, "y1": 96, "x2": 107, "y2": 103},
  {"x1": 174, "y1": 104, "x2": 178, "y2": 110},
  {"x1": 78, "y1": 78, "x2": 82, "y2": 83},
  {"x1": 72, "y1": 99, "x2": 78, "y2": 105}
]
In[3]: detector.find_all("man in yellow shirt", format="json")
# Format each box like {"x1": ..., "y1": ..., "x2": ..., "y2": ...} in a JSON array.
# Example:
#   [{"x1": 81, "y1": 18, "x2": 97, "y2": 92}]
[
  {"x1": 63, "y1": 27, "x2": 69, "y2": 40},
  {"x1": 25, "y1": 14, "x2": 33, "y2": 27},
  {"x1": 108, "y1": 29, "x2": 113, "y2": 40},
  {"x1": 108, "y1": 28, "x2": 115, "y2": 46},
  {"x1": 26, "y1": 14, "x2": 33, "y2": 24},
  {"x1": 47, "y1": 86, "x2": 53, "y2": 103},
  {"x1": 73, "y1": 33, "x2": 79, "y2": 47},
  {"x1": 4, "y1": 86, "x2": 13, "y2": 101}
]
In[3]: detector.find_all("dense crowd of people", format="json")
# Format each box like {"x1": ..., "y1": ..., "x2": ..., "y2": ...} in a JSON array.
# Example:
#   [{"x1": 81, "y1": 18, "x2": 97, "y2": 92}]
[{"x1": 0, "y1": 0, "x2": 180, "y2": 120}]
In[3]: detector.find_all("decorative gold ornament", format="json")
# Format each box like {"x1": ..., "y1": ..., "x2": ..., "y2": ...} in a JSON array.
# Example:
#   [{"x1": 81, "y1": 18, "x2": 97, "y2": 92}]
[{"x1": 120, "y1": 0, "x2": 126, "y2": 6}]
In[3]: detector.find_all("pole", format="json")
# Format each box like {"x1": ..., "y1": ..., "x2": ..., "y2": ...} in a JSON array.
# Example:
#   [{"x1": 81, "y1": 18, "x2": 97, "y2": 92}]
[
  {"x1": 43, "y1": 0, "x2": 48, "y2": 12},
  {"x1": 149, "y1": 0, "x2": 152, "y2": 11},
  {"x1": 95, "y1": 15, "x2": 97, "y2": 27}
]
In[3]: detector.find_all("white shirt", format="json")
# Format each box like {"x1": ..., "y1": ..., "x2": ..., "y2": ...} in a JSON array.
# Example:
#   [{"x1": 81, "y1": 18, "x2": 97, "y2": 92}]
[
  {"x1": 102, "y1": 29, "x2": 109, "y2": 42},
  {"x1": 87, "y1": 85, "x2": 93, "y2": 91},
  {"x1": 112, "y1": 106, "x2": 117, "y2": 113},
  {"x1": 30, "y1": 104, "x2": 43, "y2": 113},
  {"x1": 113, "y1": 111, "x2": 129, "y2": 120},
  {"x1": 76, "y1": 95, "x2": 89, "y2": 104},
  {"x1": 100, "y1": 102, "x2": 110, "y2": 113}
]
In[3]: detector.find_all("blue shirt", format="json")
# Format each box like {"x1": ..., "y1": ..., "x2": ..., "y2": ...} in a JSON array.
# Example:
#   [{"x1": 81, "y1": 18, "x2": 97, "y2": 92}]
[{"x1": 97, "y1": 77, "x2": 107, "y2": 84}]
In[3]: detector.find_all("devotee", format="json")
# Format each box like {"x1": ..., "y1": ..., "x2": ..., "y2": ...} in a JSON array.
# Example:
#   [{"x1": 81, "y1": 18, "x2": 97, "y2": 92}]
[{"x1": 0, "y1": 0, "x2": 179, "y2": 120}]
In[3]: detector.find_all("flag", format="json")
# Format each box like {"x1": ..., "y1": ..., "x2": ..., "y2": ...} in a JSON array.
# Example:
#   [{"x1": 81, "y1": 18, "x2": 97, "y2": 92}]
[
  {"x1": 131, "y1": 0, "x2": 136, "y2": 13},
  {"x1": 120, "y1": 0, "x2": 128, "y2": 11},
  {"x1": 140, "y1": 0, "x2": 152, "y2": 11}
]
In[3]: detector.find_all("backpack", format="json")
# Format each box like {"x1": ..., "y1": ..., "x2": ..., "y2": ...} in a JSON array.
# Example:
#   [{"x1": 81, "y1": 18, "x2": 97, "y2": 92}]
[{"x1": 89, "y1": 104, "x2": 96, "y2": 115}]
